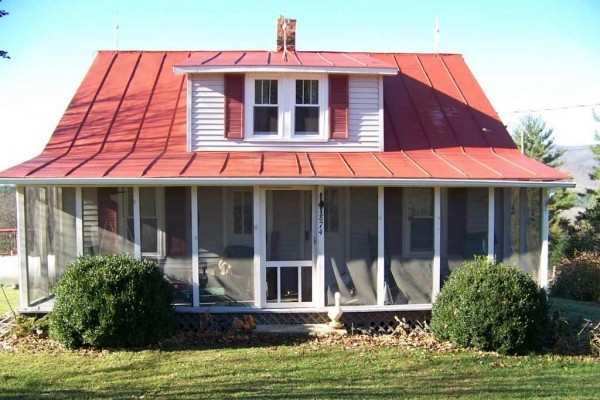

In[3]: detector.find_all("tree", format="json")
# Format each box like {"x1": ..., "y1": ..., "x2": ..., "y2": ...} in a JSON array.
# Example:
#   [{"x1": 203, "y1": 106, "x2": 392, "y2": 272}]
[
  {"x1": 0, "y1": 0, "x2": 9, "y2": 59},
  {"x1": 511, "y1": 115, "x2": 575, "y2": 266},
  {"x1": 512, "y1": 114, "x2": 564, "y2": 167}
]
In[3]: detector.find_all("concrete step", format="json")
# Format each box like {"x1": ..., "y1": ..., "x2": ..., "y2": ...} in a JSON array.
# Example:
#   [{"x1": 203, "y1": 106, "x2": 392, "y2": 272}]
[{"x1": 254, "y1": 323, "x2": 347, "y2": 335}]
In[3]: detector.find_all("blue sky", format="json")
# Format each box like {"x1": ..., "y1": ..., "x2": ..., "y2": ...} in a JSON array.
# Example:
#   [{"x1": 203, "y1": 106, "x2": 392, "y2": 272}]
[{"x1": 0, "y1": 0, "x2": 598, "y2": 171}]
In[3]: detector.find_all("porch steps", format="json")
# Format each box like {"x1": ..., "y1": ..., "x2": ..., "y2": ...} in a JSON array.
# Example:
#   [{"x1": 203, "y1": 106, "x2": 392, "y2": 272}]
[{"x1": 254, "y1": 323, "x2": 347, "y2": 335}]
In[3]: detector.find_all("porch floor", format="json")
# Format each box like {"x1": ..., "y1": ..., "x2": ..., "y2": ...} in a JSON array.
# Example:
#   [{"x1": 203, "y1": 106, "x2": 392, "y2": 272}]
[{"x1": 255, "y1": 324, "x2": 348, "y2": 335}]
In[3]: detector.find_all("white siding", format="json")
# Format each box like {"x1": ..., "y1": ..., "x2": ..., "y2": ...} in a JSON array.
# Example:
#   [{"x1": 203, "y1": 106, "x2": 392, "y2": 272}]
[
  {"x1": 190, "y1": 74, "x2": 383, "y2": 152},
  {"x1": 190, "y1": 74, "x2": 225, "y2": 150},
  {"x1": 348, "y1": 75, "x2": 381, "y2": 147}
]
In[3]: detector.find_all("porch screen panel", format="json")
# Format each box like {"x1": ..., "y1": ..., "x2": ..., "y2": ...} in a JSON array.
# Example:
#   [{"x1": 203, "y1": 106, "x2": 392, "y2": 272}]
[
  {"x1": 161, "y1": 187, "x2": 192, "y2": 306},
  {"x1": 324, "y1": 187, "x2": 377, "y2": 306},
  {"x1": 197, "y1": 187, "x2": 254, "y2": 307},
  {"x1": 441, "y1": 188, "x2": 489, "y2": 285},
  {"x1": 82, "y1": 187, "x2": 135, "y2": 256},
  {"x1": 524, "y1": 188, "x2": 542, "y2": 283},
  {"x1": 496, "y1": 188, "x2": 541, "y2": 282},
  {"x1": 25, "y1": 187, "x2": 77, "y2": 306},
  {"x1": 383, "y1": 187, "x2": 433, "y2": 305}
]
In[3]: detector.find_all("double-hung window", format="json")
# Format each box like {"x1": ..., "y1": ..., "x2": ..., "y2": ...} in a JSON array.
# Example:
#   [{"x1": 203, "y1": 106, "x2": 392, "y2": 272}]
[
  {"x1": 246, "y1": 74, "x2": 327, "y2": 140},
  {"x1": 253, "y1": 79, "x2": 279, "y2": 135},
  {"x1": 294, "y1": 79, "x2": 320, "y2": 136}
]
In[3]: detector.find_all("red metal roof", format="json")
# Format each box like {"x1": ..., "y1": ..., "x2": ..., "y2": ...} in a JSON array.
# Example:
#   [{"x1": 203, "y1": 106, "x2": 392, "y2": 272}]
[
  {"x1": 0, "y1": 50, "x2": 571, "y2": 183},
  {"x1": 174, "y1": 50, "x2": 397, "y2": 72}
]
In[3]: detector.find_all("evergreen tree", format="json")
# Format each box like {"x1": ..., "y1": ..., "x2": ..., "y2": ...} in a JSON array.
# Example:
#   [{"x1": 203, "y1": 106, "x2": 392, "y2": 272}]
[{"x1": 512, "y1": 114, "x2": 564, "y2": 167}]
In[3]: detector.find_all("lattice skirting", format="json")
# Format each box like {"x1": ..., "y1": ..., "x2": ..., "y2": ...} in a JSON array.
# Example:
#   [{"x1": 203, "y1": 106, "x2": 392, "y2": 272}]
[{"x1": 176, "y1": 310, "x2": 431, "y2": 334}]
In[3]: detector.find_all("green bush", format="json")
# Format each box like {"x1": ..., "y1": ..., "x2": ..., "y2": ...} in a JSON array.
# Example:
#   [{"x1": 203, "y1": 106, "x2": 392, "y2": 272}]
[
  {"x1": 430, "y1": 257, "x2": 549, "y2": 355},
  {"x1": 50, "y1": 254, "x2": 175, "y2": 349},
  {"x1": 550, "y1": 252, "x2": 600, "y2": 302}
]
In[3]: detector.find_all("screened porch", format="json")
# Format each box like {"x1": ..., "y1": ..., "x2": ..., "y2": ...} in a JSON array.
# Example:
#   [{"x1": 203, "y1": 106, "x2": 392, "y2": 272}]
[{"x1": 16, "y1": 184, "x2": 548, "y2": 312}]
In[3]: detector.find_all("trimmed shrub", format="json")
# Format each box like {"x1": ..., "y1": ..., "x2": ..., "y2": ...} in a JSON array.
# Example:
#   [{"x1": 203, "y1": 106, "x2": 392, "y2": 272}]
[
  {"x1": 550, "y1": 252, "x2": 600, "y2": 302},
  {"x1": 50, "y1": 254, "x2": 175, "y2": 349},
  {"x1": 430, "y1": 257, "x2": 549, "y2": 355}
]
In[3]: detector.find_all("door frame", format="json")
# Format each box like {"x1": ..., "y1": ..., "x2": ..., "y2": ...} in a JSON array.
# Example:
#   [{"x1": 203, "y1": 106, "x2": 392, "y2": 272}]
[{"x1": 258, "y1": 186, "x2": 317, "y2": 308}]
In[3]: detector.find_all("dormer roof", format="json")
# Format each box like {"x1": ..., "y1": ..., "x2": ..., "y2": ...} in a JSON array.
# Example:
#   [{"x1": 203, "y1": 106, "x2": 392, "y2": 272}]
[{"x1": 173, "y1": 51, "x2": 398, "y2": 75}]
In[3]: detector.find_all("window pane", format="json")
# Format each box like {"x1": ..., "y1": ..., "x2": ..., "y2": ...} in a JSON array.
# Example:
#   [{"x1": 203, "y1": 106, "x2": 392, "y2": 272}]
[
  {"x1": 411, "y1": 218, "x2": 433, "y2": 252},
  {"x1": 254, "y1": 106, "x2": 278, "y2": 133},
  {"x1": 141, "y1": 218, "x2": 158, "y2": 253},
  {"x1": 266, "y1": 267, "x2": 278, "y2": 302},
  {"x1": 281, "y1": 267, "x2": 299, "y2": 302},
  {"x1": 139, "y1": 187, "x2": 156, "y2": 217},
  {"x1": 301, "y1": 266, "x2": 312, "y2": 302},
  {"x1": 295, "y1": 80, "x2": 318, "y2": 105},
  {"x1": 295, "y1": 106, "x2": 319, "y2": 134},
  {"x1": 255, "y1": 80, "x2": 277, "y2": 105}
]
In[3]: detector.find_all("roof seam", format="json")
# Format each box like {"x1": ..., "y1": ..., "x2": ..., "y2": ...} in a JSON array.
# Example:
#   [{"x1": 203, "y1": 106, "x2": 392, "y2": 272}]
[
  {"x1": 371, "y1": 153, "x2": 394, "y2": 176},
  {"x1": 402, "y1": 151, "x2": 432, "y2": 178},
  {"x1": 416, "y1": 54, "x2": 463, "y2": 150},
  {"x1": 338, "y1": 153, "x2": 355, "y2": 176},
  {"x1": 305, "y1": 154, "x2": 316, "y2": 176},
  {"x1": 103, "y1": 52, "x2": 168, "y2": 176},
  {"x1": 432, "y1": 150, "x2": 468, "y2": 178},
  {"x1": 179, "y1": 153, "x2": 196, "y2": 176},
  {"x1": 394, "y1": 54, "x2": 434, "y2": 150},
  {"x1": 438, "y1": 55, "x2": 494, "y2": 149},
  {"x1": 220, "y1": 153, "x2": 231, "y2": 174},
  {"x1": 65, "y1": 52, "x2": 143, "y2": 177},
  {"x1": 341, "y1": 52, "x2": 367, "y2": 67},
  {"x1": 295, "y1": 153, "x2": 302, "y2": 175},
  {"x1": 142, "y1": 52, "x2": 190, "y2": 176}
]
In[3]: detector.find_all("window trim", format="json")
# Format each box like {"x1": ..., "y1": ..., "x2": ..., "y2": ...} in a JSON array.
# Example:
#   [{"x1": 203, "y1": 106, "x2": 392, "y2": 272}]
[{"x1": 244, "y1": 73, "x2": 328, "y2": 141}]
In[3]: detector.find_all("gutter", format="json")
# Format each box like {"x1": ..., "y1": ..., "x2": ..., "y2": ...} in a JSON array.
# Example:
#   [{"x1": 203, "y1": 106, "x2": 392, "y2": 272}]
[{"x1": 0, "y1": 177, "x2": 575, "y2": 188}]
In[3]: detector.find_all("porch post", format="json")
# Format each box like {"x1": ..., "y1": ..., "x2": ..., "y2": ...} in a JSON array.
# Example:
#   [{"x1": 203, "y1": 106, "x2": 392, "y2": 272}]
[
  {"x1": 432, "y1": 186, "x2": 441, "y2": 300},
  {"x1": 16, "y1": 186, "x2": 29, "y2": 307},
  {"x1": 540, "y1": 188, "x2": 549, "y2": 289},
  {"x1": 75, "y1": 187, "x2": 83, "y2": 256},
  {"x1": 377, "y1": 186, "x2": 385, "y2": 305},
  {"x1": 519, "y1": 188, "x2": 527, "y2": 267},
  {"x1": 132, "y1": 187, "x2": 141, "y2": 260},
  {"x1": 316, "y1": 185, "x2": 325, "y2": 308},
  {"x1": 191, "y1": 186, "x2": 199, "y2": 307},
  {"x1": 253, "y1": 186, "x2": 262, "y2": 308},
  {"x1": 487, "y1": 187, "x2": 495, "y2": 261}
]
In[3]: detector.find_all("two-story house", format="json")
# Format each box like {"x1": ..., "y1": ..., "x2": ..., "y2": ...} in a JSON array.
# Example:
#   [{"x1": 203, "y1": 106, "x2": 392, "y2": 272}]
[{"x1": 0, "y1": 18, "x2": 572, "y2": 328}]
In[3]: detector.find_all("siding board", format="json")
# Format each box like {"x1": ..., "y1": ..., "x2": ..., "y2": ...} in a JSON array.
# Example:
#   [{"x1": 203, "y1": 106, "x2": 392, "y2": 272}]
[{"x1": 191, "y1": 74, "x2": 382, "y2": 151}]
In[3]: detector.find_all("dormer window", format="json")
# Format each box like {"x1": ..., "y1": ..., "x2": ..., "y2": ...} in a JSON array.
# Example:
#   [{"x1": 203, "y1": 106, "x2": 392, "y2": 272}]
[
  {"x1": 253, "y1": 79, "x2": 278, "y2": 135},
  {"x1": 295, "y1": 79, "x2": 319, "y2": 136},
  {"x1": 245, "y1": 74, "x2": 327, "y2": 141}
]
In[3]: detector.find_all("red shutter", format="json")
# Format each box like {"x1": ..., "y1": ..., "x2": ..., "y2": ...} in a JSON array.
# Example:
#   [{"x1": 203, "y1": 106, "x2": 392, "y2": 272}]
[
  {"x1": 329, "y1": 75, "x2": 349, "y2": 139},
  {"x1": 165, "y1": 187, "x2": 188, "y2": 257},
  {"x1": 224, "y1": 74, "x2": 245, "y2": 139}
]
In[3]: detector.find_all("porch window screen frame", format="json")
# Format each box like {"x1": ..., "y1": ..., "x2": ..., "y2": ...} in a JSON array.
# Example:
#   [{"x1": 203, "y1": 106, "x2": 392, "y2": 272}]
[{"x1": 403, "y1": 187, "x2": 434, "y2": 257}]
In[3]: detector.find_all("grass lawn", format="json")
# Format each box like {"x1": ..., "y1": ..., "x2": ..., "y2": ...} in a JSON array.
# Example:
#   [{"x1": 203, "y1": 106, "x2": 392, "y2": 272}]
[
  {"x1": 549, "y1": 297, "x2": 600, "y2": 323},
  {"x1": 0, "y1": 338, "x2": 599, "y2": 399},
  {"x1": 0, "y1": 286, "x2": 19, "y2": 315}
]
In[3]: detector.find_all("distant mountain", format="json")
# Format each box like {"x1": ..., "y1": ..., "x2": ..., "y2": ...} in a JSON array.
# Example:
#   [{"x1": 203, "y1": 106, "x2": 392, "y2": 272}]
[{"x1": 557, "y1": 145, "x2": 599, "y2": 193}]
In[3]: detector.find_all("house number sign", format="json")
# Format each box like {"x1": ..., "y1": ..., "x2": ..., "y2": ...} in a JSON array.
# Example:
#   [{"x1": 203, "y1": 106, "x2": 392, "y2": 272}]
[{"x1": 318, "y1": 192, "x2": 324, "y2": 236}]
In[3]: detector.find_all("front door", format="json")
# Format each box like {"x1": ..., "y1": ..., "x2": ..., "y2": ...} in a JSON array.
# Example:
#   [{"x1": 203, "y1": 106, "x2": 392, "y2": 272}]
[{"x1": 264, "y1": 189, "x2": 314, "y2": 307}]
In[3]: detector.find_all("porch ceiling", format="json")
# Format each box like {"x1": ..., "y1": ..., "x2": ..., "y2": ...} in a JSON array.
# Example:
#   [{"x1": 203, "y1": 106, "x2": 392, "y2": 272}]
[{"x1": 0, "y1": 51, "x2": 571, "y2": 184}]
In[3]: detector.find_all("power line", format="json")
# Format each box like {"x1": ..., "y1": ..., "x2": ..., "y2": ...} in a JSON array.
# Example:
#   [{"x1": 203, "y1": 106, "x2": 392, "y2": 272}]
[{"x1": 509, "y1": 102, "x2": 600, "y2": 114}]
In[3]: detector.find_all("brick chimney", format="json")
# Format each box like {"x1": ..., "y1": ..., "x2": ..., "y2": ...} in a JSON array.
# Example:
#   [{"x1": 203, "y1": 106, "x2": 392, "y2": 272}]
[{"x1": 276, "y1": 16, "x2": 296, "y2": 52}]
